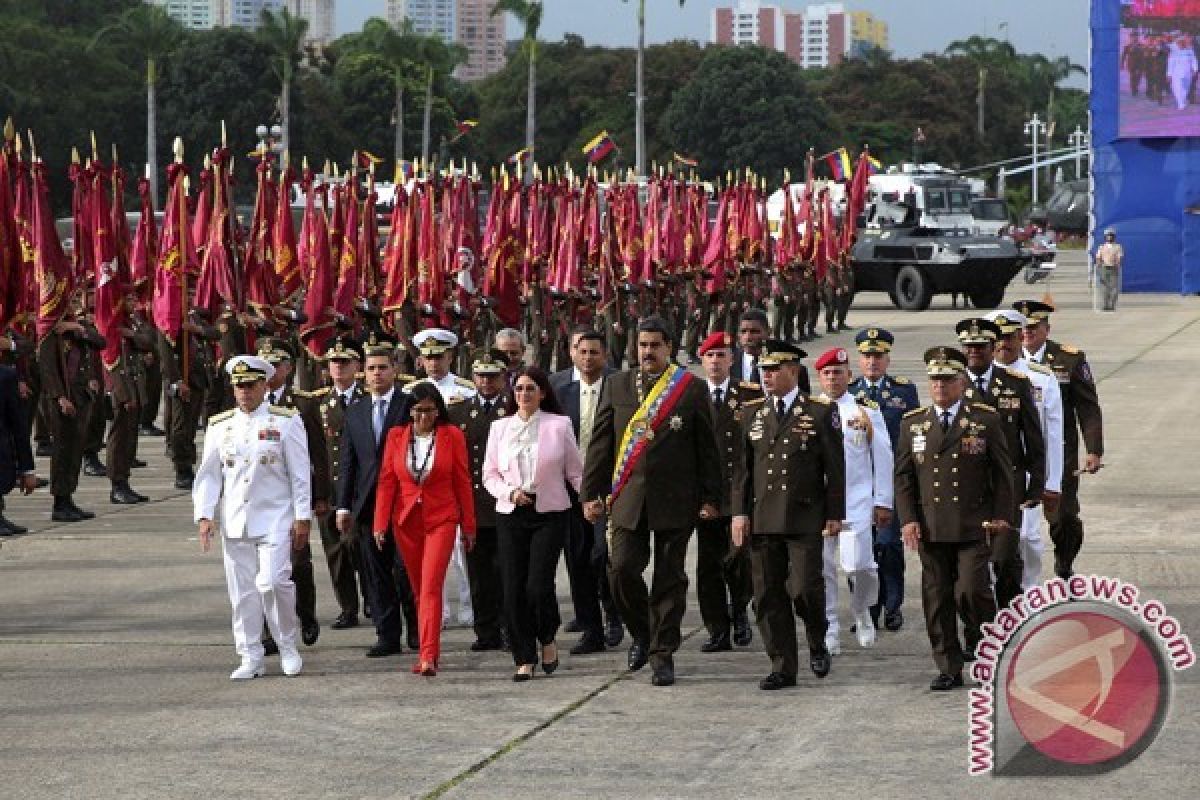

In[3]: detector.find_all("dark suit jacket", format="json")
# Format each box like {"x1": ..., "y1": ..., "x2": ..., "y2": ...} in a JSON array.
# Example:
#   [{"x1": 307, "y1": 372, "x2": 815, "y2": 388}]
[
  {"x1": 963, "y1": 364, "x2": 1046, "y2": 510},
  {"x1": 0, "y1": 365, "x2": 33, "y2": 494},
  {"x1": 708, "y1": 380, "x2": 759, "y2": 517},
  {"x1": 730, "y1": 395, "x2": 845, "y2": 534},
  {"x1": 548, "y1": 366, "x2": 616, "y2": 440},
  {"x1": 336, "y1": 388, "x2": 412, "y2": 523},
  {"x1": 730, "y1": 347, "x2": 811, "y2": 394},
  {"x1": 581, "y1": 368, "x2": 722, "y2": 531},
  {"x1": 448, "y1": 393, "x2": 509, "y2": 529},
  {"x1": 894, "y1": 402, "x2": 1015, "y2": 542},
  {"x1": 1036, "y1": 340, "x2": 1103, "y2": 462}
]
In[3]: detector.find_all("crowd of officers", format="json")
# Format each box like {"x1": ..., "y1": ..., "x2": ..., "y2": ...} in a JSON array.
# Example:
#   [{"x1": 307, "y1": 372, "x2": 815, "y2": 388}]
[{"x1": 10, "y1": 283, "x2": 1104, "y2": 691}]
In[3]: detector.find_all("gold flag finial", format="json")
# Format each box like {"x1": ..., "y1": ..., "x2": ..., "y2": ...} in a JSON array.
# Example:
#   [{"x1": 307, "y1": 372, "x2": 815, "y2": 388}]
[
  {"x1": 221, "y1": 119, "x2": 227, "y2": 148},
  {"x1": 302, "y1": 155, "x2": 309, "y2": 171},
  {"x1": 90, "y1": 130, "x2": 98, "y2": 161},
  {"x1": 14, "y1": 131, "x2": 23, "y2": 155},
  {"x1": 3, "y1": 117, "x2": 13, "y2": 143},
  {"x1": 203, "y1": 153, "x2": 212, "y2": 170},
  {"x1": 112, "y1": 143, "x2": 118, "y2": 165},
  {"x1": 784, "y1": 168, "x2": 791, "y2": 184},
  {"x1": 71, "y1": 146, "x2": 81, "y2": 165},
  {"x1": 172, "y1": 136, "x2": 184, "y2": 163}
]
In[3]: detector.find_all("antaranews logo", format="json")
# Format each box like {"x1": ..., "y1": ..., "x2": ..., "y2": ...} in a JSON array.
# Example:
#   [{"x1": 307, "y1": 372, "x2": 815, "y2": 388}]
[{"x1": 967, "y1": 574, "x2": 1194, "y2": 776}]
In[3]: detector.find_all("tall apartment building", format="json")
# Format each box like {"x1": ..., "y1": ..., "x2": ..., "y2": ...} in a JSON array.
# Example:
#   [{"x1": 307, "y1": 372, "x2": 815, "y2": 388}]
[
  {"x1": 710, "y1": 1, "x2": 887, "y2": 69},
  {"x1": 148, "y1": 0, "x2": 333, "y2": 44},
  {"x1": 387, "y1": 0, "x2": 508, "y2": 81}
]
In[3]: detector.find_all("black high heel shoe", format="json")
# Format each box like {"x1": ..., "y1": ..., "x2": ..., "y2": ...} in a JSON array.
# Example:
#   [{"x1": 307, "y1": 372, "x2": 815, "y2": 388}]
[
  {"x1": 513, "y1": 667, "x2": 534, "y2": 682},
  {"x1": 541, "y1": 643, "x2": 559, "y2": 675}
]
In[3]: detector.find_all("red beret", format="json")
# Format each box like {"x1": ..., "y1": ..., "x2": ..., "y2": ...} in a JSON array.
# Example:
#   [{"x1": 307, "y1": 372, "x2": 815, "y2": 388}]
[
  {"x1": 814, "y1": 347, "x2": 849, "y2": 371},
  {"x1": 698, "y1": 331, "x2": 733, "y2": 356}
]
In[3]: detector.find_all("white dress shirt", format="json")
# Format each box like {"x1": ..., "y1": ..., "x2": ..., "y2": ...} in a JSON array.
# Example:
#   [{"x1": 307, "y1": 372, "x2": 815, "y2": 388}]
[
  {"x1": 510, "y1": 411, "x2": 541, "y2": 493},
  {"x1": 408, "y1": 432, "x2": 436, "y2": 484},
  {"x1": 574, "y1": 368, "x2": 603, "y2": 457},
  {"x1": 828, "y1": 391, "x2": 894, "y2": 531}
]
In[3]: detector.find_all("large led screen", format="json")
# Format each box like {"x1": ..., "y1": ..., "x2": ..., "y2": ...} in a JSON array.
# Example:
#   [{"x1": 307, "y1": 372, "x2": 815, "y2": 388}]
[{"x1": 1119, "y1": 1, "x2": 1200, "y2": 136}]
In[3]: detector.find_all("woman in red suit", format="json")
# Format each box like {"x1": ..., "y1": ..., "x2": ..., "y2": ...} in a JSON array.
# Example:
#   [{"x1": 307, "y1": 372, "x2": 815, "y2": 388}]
[{"x1": 374, "y1": 382, "x2": 476, "y2": 676}]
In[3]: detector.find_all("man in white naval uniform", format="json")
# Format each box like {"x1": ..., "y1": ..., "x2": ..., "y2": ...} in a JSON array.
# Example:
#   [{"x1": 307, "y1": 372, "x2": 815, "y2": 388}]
[
  {"x1": 985, "y1": 310, "x2": 1063, "y2": 589},
  {"x1": 814, "y1": 348, "x2": 893, "y2": 652},
  {"x1": 194, "y1": 355, "x2": 313, "y2": 680},
  {"x1": 407, "y1": 327, "x2": 477, "y2": 627}
]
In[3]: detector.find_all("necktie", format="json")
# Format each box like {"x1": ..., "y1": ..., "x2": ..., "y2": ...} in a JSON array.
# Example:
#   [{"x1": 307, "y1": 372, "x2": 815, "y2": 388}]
[
  {"x1": 482, "y1": 399, "x2": 491, "y2": 414},
  {"x1": 750, "y1": 355, "x2": 759, "y2": 382},
  {"x1": 713, "y1": 387, "x2": 723, "y2": 408},
  {"x1": 776, "y1": 397, "x2": 787, "y2": 418},
  {"x1": 940, "y1": 411, "x2": 951, "y2": 432},
  {"x1": 975, "y1": 376, "x2": 987, "y2": 395},
  {"x1": 373, "y1": 398, "x2": 387, "y2": 444},
  {"x1": 338, "y1": 392, "x2": 348, "y2": 409},
  {"x1": 579, "y1": 387, "x2": 595, "y2": 455}
]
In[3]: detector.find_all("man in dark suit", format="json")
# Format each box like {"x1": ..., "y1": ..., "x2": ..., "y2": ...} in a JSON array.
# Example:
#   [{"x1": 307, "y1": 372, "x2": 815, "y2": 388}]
[
  {"x1": 731, "y1": 308, "x2": 810, "y2": 394},
  {"x1": 448, "y1": 348, "x2": 510, "y2": 651},
  {"x1": 895, "y1": 347, "x2": 1014, "y2": 690},
  {"x1": 550, "y1": 327, "x2": 621, "y2": 654},
  {"x1": 0, "y1": 363, "x2": 36, "y2": 535},
  {"x1": 582, "y1": 315, "x2": 722, "y2": 687},
  {"x1": 730, "y1": 341, "x2": 845, "y2": 690},
  {"x1": 335, "y1": 337, "x2": 418, "y2": 657},
  {"x1": 957, "y1": 317, "x2": 1045, "y2": 616}
]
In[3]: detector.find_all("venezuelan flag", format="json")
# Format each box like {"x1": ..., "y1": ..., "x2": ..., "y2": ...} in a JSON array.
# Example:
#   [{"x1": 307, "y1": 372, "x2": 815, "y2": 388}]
[
  {"x1": 867, "y1": 155, "x2": 883, "y2": 175},
  {"x1": 583, "y1": 131, "x2": 617, "y2": 164},
  {"x1": 821, "y1": 147, "x2": 853, "y2": 181},
  {"x1": 507, "y1": 146, "x2": 534, "y2": 164}
]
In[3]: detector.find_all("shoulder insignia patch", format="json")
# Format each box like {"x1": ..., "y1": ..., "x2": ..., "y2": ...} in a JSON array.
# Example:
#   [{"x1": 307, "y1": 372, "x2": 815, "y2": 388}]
[
  {"x1": 903, "y1": 406, "x2": 927, "y2": 419},
  {"x1": 1060, "y1": 343, "x2": 1080, "y2": 354},
  {"x1": 808, "y1": 394, "x2": 830, "y2": 404},
  {"x1": 268, "y1": 405, "x2": 298, "y2": 417},
  {"x1": 208, "y1": 409, "x2": 235, "y2": 425}
]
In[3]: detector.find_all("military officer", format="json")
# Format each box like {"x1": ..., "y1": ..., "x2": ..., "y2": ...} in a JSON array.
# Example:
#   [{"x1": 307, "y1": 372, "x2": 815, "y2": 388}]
[
  {"x1": 256, "y1": 337, "x2": 331, "y2": 650},
  {"x1": 848, "y1": 327, "x2": 919, "y2": 631},
  {"x1": 957, "y1": 317, "x2": 1045, "y2": 616},
  {"x1": 106, "y1": 293, "x2": 155, "y2": 504},
  {"x1": 895, "y1": 347, "x2": 1014, "y2": 690},
  {"x1": 317, "y1": 335, "x2": 370, "y2": 629},
  {"x1": 730, "y1": 340, "x2": 845, "y2": 690},
  {"x1": 694, "y1": 331, "x2": 755, "y2": 653},
  {"x1": 193, "y1": 355, "x2": 313, "y2": 680},
  {"x1": 160, "y1": 306, "x2": 218, "y2": 489},
  {"x1": 448, "y1": 349, "x2": 511, "y2": 651},
  {"x1": 984, "y1": 309, "x2": 1064, "y2": 589},
  {"x1": 1014, "y1": 298, "x2": 1104, "y2": 580},
  {"x1": 814, "y1": 346, "x2": 893, "y2": 653}
]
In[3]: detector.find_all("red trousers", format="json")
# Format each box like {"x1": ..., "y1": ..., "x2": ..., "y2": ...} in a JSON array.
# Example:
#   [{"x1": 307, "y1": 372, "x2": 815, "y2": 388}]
[{"x1": 394, "y1": 503, "x2": 458, "y2": 665}]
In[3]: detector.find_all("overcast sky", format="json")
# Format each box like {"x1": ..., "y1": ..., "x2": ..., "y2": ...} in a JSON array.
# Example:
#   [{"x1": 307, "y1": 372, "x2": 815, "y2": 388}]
[{"x1": 339, "y1": 0, "x2": 1090, "y2": 84}]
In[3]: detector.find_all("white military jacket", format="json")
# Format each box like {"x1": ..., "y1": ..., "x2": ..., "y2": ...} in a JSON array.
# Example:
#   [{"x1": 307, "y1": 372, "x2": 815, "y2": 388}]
[
  {"x1": 405, "y1": 372, "x2": 477, "y2": 402},
  {"x1": 1007, "y1": 357, "x2": 1064, "y2": 493},
  {"x1": 827, "y1": 391, "x2": 894, "y2": 532},
  {"x1": 193, "y1": 401, "x2": 313, "y2": 541}
]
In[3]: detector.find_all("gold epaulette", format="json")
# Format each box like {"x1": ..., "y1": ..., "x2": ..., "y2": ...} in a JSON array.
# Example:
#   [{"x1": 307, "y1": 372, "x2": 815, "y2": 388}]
[
  {"x1": 1027, "y1": 361, "x2": 1053, "y2": 376},
  {"x1": 893, "y1": 376, "x2": 911, "y2": 385},
  {"x1": 856, "y1": 396, "x2": 879, "y2": 410},
  {"x1": 293, "y1": 387, "x2": 331, "y2": 399},
  {"x1": 902, "y1": 406, "x2": 927, "y2": 419},
  {"x1": 808, "y1": 394, "x2": 830, "y2": 404},
  {"x1": 1002, "y1": 365, "x2": 1027, "y2": 380},
  {"x1": 971, "y1": 403, "x2": 999, "y2": 414},
  {"x1": 208, "y1": 409, "x2": 235, "y2": 425},
  {"x1": 268, "y1": 405, "x2": 298, "y2": 417},
  {"x1": 454, "y1": 376, "x2": 475, "y2": 390},
  {"x1": 742, "y1": 396, "x2": 767, "y2": 406},
  {"x1": 1060, "y1": 343, "x2": 1081, "y2": 355},
  {"x1": 447, "y1": 395, "x2": 466, "y2": 405},
  {"x1": 739, "y1": 381, "x2": 761, "y2": 391},
  {"x1": 400, "y1": 377, "x2": 424, "y2": 393}
]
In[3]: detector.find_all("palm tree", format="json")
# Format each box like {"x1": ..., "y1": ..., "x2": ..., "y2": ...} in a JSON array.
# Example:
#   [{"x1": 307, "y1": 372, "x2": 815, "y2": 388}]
[
  {"x1": 944, "y1": 35, "x2": 1017, "y2": 139},
  {"x1": 91, "y1": 4, "x2": 184, "y2": 208},
  {"x1": 358, "y1": 17, "x2": 421, "y2": 165},
  {"x1": 415, "y1": 36, "x2": 468, "y2": 166},
  {"x1": 492, "y1": 0, "x2": 543, "y2": 171},
  {"x1": 623, "y1": 1, "x2": 687, "y2": 178},
  {"x1": 258, "y1": 7, "x2": 310, "y2": 158}
]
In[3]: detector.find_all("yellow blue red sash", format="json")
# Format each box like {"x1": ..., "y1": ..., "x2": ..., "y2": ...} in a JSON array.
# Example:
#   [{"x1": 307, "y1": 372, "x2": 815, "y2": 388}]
[{"x1": 610, "y1": 364, "x2": 694, "y2": 502}]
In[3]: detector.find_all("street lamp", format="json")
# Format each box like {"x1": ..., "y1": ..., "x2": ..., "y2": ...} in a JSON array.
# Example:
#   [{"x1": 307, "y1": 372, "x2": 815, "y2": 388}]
[
  {"x1": 1068, "y1": 125, "x2": 1089, "y2": 180},
  {"x1": 1024, "y1": 114, "x2": 1046, "y2": 207},
  {"x1": 912, "y1": 126, "x2": 926, "y2": 166},
  {"x1": 256, "y1": 123, "x2": 284, "y2": 157}
]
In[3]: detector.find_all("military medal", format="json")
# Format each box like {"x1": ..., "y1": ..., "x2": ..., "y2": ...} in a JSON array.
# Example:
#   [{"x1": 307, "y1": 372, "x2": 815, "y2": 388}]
[
  {"x1": 669, "y1": 415, "x2": 683, "y2": 431},
  {"x1": 470, "y1": 409, "x2": 479, "y2": 419}
]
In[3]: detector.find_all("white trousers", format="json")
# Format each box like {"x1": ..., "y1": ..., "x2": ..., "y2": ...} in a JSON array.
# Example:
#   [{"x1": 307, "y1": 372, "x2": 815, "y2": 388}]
[
  {"x1": 442, "y1": 530, "x2": 474, "y2": 623},
  {"x1": 222, "y1": 535, "x2": 298, "y2": 661},
  {"x1": 1171, "y1": 73, "x2": 1192, "y2": 109},
  {"x1": 823, "y1": 521, "x2": 878, "y2": 636},
  {"x1": 1020, "y1": 505, "x2": 1045, "y2": 590}
]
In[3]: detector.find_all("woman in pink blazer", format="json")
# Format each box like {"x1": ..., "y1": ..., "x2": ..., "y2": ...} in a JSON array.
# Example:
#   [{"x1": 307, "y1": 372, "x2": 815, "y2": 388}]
[
  {"x1": 375, "y1": 382, "x2": 476, "y2": 676},
  {"x1": 483, "y1": 366, "x2": 583, "y2": 681}
]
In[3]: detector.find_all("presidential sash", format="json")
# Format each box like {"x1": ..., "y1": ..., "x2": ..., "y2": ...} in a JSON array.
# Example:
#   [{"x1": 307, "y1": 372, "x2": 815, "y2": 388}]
[{"x1": 609, "y1": 364, "x2": 694, "y2": 503}]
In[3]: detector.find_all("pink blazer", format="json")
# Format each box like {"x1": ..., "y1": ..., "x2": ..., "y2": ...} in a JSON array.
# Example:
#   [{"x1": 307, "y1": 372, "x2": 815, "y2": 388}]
[{"x1": 483, "y1": 412, "x2": 583, "y2": 514}]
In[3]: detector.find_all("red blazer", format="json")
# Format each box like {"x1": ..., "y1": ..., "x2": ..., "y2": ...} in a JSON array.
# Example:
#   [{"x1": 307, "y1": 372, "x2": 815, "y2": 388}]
[{"x1": 373, "y1": 422, "x2": 477, "y2": 536}]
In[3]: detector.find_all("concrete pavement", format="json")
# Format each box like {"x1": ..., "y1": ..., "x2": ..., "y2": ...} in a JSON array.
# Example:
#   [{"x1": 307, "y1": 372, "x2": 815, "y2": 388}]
[{"x1": 1, "y1": 251, "x2": 1197, "y2": 799}]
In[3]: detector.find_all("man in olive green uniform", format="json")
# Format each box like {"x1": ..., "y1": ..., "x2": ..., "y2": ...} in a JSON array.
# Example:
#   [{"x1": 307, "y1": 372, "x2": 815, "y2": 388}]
[
  {"x1": 582, "y1": 315, "x2": 723, "y2": 687},
  {"x1": 447, "y1": 349, "x2": 511, "y2": 651},
  {"x1": 694, "y1": 331, "x2": 755, "y2": 653},
  {"x1": 730, "y1": 340, "x2": 845, "y2": 690},
  {"x1": 257, "y1": 337, "x2": 331, "y2": 649},
  {"x1": 80, "y1": 311, "x2": 109, "y2": 479},
  {"x1": 895, "y1": 347, "x2": 1015, "y2": 690},
  {"x1": 159, "y1": 307, "x2": 218, "y2": 489},
  {"x1": 107, "y1": 294, "x2": 155, "y2": 504},
  {"x1": 39, "y1": 307, "x2": 106, "y2": 522},
  {"x1": 1015, "y1": 299, "x2": 1105, "y2": 579},
  {"x1": 956, "y1": 317, "x2": 1045, "y2": 614}
]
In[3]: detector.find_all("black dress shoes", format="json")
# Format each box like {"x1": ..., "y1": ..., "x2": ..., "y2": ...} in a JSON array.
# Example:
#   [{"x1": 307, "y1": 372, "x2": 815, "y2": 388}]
[
  {"x1": 263, "y1": 638, "x2": 279, "y2": 657},
  {"x1": 35, "y1": 442, "x2": 53, "y2": 458},
  {"x1": 82, "y1": 455, "x2": 108, "y2": 477},
  {"x1": 604, "y1": 616, "x2": 624, "y2": 648},
  {"x1": 569, "y1": 634, "x2": 606, "y2": 655},
  {"x1": 930, "y1": 673, "x2": 964, "y2": 691},
  {"x1": 700, "y1": 632, "x2": 732, "y2": 653},
  {"x1": 67, "y1": 500, "x2": 95, "y2": 520},
  {"x1": 759, "y1": 672, "x2": 797, "y2": 691},
  {"x1": 732, "y1": 610, "x2": 754, "y2": 647},
  {"x1": 512, "y1": 670, "x2": 533, "y2": 683},
  {"x1": 301, "y1": 621, "x2": 320, "y2": 647},
  {"x1": 650, "y1": 662, "x2": 675, "y2": 687},
  {"x1": 0, "y1": 520, "x2": 14, "y2": 536},
  {"x1": 0, "y1": 514, "x2": 27, "y2": 534},
  {"x1": 110, "y1": 484, "x2": 143, "y2": 504},
  {"x1": 174, "y1": 470, "x2": 194, "y2": 490},
  {"x1": 470, "y1": 636, "x2": 504, "y2": 652},
  {"x1": 884, "y1": 609, "x2": 904, "y2": 632},
  {"x1": 810, "y1": 647, "x2": 832, "y2": 678},
  {"x1": 366, "y1": 640, "x2": 404, "y2": 658},
  {"x1": 35, "y1": 477, "x2": 48, "y2": 489},
  {"x1": 132, "y1": 458, "x2": 148, "y2": 469},
  {"x1": 406, "y1": 630, "x2": 419, "y2": 652},
  {"x1": 331, "y1": 612, "x2": 359, "y2": 630},
  {"x1": 139, "y1": 424, "x2": 165, "y2": 437},
  {"x1": 627, "y1": 640, "x2": 649, "y2": 671},
  {"x1": 51, "y1": 507, "x2": 84, "y2": 522}
]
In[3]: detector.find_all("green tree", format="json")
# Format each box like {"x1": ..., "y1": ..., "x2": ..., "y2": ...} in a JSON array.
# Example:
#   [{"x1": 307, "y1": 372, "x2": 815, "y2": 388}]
[
  {"x1": 944, "y1": 36, "x2": 1018, "y2": 140},
  {"x1": 663, "y1": 46, "x2": 832, "y2": 179},
  {"x1": 413, "y1": 34, "x2": 468, "y2": 165},
  {"x1": 621, "y1": 0, "x2": 686, "y2": 177},
  {"x1": 491, "y1": 0, "x2": 543, "y2": 169},
  {"x1": 340, "y1": 17, "x2": 421, "y2": 164},
  {"x1": 91, "y1": 4, "x2": 184, "y2": 208},
  {"x1": 257, "y1": 6, "x2": 309, "y2": 158}
]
